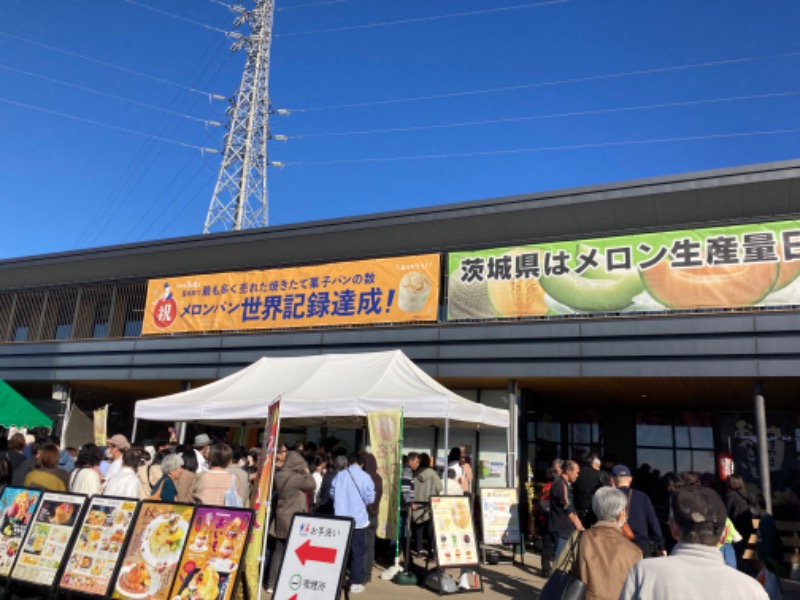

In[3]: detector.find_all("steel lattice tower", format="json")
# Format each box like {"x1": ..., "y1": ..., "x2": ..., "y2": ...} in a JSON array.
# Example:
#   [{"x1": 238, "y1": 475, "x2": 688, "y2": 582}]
[{"x1": 204, "y1": 0, "x2": 275, "y2": 233}]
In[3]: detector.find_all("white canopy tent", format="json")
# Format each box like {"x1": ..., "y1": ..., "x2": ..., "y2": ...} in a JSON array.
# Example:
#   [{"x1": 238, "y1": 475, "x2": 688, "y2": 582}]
[{"x1": 133, "y1": 350, "x2": 509, "y2": 429}]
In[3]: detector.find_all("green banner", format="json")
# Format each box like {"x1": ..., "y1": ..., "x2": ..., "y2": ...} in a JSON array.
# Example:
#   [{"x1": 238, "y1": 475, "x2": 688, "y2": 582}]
[{"x1": 447, "y1": 220, "x2": 800, "y2": 319}]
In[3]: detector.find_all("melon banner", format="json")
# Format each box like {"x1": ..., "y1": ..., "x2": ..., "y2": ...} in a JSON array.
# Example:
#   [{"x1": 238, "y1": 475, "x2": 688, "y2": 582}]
[{"x1": 446, "y1": 220, "x2": 800, "y2": 319}]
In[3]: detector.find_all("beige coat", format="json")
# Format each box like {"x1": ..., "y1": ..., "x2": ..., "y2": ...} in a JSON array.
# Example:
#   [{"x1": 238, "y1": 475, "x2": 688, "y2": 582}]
[
  {"x1": 269, "y1": 451, "x2": 315, "y2": 539},
  {"x1": 573, "y1": 521, "x2": 642, "y2": 600}
]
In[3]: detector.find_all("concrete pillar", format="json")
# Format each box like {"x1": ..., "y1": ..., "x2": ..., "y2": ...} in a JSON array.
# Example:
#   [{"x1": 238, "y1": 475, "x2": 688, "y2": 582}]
[
  {"x1": 753, "y1": 380, "x2": 773, "y2": 514},
  {"x1": 507, "y1": 380, "x2": 520, "y2": 489}
]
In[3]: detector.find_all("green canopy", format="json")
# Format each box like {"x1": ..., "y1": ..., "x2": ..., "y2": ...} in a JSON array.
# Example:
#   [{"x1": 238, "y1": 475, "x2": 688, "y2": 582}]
[{"x1": 0, "y1": 380, "x2": 52, "y2": 429}]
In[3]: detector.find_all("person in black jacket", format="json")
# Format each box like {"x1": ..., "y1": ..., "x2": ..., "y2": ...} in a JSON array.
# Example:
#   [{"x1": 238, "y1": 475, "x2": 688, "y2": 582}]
[
  {"x1": 725, "y1": 473, "x2": 754, "y2": 567},
  {"x1": 612, "y1": 464, "x2": 666, "y2": 557},
  {"x1": 572, "y1": 454, "x2": 609, "y2": 528}
]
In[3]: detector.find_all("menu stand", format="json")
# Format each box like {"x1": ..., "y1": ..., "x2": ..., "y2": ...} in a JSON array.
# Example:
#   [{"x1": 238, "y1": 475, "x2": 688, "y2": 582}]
[{"x1": 428, "y1": 496, "x2": 484, "y2": 596}]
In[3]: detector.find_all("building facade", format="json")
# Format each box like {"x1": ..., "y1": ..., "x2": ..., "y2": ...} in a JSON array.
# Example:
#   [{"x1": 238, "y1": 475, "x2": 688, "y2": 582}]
[{"x1": 2, "y1": 160, "x2": 800, "y2": 528}]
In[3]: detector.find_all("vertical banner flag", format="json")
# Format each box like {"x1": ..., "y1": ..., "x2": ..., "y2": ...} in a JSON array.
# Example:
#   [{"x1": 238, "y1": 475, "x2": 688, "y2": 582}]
[
  {"x1": 244, "y1": 399, "x2": 281, "y2": 600},
  {"x1": 367, "y1": 409, "x2": 402, "y2": 540},
  {"x1": 93, "y1": 406, "x2": 107, "y2": 446}
]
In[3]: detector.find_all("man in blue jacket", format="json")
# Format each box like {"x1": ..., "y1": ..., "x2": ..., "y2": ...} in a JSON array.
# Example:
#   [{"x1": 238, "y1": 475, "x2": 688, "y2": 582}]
[
  {"x1": 331, "y1": 453, "x2": 376, "y2": 594},
  {"x1": 613, "y1": 464, "x2": 666, "y2": 557}
]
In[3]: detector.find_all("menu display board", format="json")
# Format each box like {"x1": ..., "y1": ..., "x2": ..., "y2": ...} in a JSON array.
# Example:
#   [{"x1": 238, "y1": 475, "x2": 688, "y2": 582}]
[
  {"x1": 479, "y1": 488, "x2": 521, "y2": 546},
  {"x1": 430, "y1": 496, "x2": 479, "y2": 568},
  {"x1": 111, "y1": 502, "x2": 194, "y2": 600},
  {"x1": 169, "y1": 507, "x2": 252, "y2": 600},
  {"x1": 59, "y1": 496, "x2": 139, "y2": 596},
  {"x1": 12, "y1": 492, "x2": 87, "y2": 586},
  {"x1": 0, "y1": 487, "x2": 43, "y2": 577}
]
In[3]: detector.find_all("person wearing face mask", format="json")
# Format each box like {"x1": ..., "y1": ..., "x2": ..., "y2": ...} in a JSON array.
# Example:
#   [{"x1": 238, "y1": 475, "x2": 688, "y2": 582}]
[
  {"x1": 572, "y1": 486, "x2": 642, "y2": 600},
  {"x1": 104, "y1": 434, "x2": 130, "y2": 480}
]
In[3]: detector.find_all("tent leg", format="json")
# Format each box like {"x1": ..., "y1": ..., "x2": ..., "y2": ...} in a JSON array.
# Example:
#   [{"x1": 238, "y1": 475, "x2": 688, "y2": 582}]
[
  {"x1": 131, "y1": 418, "x2": 139, "y2": 443},
  {"x1": 443, "y1": 407, "x2": 450, "y2": 494}
]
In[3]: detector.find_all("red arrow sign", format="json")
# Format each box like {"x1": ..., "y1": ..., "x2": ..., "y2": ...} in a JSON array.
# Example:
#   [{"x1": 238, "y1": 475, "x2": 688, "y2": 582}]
[
  {"x1": 288, "y1": 595, "x2": 297, "y2": 600},
  {"x1": 296, "y1": 539, "x2": 338, "y2": 566}
]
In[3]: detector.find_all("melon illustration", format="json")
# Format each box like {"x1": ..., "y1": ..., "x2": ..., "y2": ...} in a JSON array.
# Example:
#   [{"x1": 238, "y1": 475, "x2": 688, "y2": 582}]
[
  {"x1": 773, "y1": 258, "x2": 800, "y2": 292},
  {"x1": 640, "y1": 260, "x2": 779, "y2": 309},
  {"x1": 447, "y1": 272, "x2": 494, "y2": 319},
  {"x1": 485, "y1": 249, "x2": 548, "y2": 317},
  {"x1": 538, "y1": 245, "x2": 644, "y2": 312}
]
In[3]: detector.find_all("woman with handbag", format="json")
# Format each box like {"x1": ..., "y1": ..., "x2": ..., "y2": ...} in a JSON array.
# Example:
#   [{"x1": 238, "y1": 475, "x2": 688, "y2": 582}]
[{"x1": 148, "y1": 453, "x2": 183, "y2": 502}]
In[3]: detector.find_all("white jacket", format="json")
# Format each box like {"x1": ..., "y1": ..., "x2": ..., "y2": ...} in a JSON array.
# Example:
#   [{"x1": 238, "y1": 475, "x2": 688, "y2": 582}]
[
  {"x1": 619, "y1": 543, "x2": 768, "y2": 600},
  {"x1": 103, "y1": 468, "x2": 143, "y2": 499}
]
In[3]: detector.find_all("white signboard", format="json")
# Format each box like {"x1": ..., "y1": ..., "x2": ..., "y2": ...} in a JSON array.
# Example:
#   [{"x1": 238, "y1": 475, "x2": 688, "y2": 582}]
[
  {"x1": 274, "y1": 514, "x2": 354, "y2": 600},
  {"x1": 480, "y1": 488, "x2": 521, "y2": 545}
]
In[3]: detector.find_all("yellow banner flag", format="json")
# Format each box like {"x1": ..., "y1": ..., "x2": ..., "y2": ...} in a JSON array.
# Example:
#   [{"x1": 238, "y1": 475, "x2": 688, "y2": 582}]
[
  {"x1": 244, "y1": 400, "x2": 281, "y2": 600},
  {"x1": 93, "y1": 406, "x2": 107, "y2": 446},
  {"x1": 368, "y1": 409, "x2": 402, "y2": 540}
]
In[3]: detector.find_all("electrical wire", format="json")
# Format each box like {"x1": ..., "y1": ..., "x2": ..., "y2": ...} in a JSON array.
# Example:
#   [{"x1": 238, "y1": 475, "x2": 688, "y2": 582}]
[
  {"x1": 277, "y1": 0, "x2": 347, "y2": 11},
  {"x1": 287, "y1": 49, "x2": 800, "y2": 112},
  {"x1": 0, "y1": 63, "x2": 221, "y2": 126},
  {"x1": 0, "y1": 96, "x2": 218, "y2": 153},
  {"x1": 285, "y1": 90, "x2": 800, "y2": 139},
  {"x1": 122, "y1": 0, "x2": 230, "y2": 34},
  {"x1": 275, "y1": 0, "x2": 568, "y2": 37},
  {"x1": 280, "y1": 127, "x2": 800, "y2": 166},
  {"x1": 0, "y1": 31, "x2": 226, "y2": 100}
]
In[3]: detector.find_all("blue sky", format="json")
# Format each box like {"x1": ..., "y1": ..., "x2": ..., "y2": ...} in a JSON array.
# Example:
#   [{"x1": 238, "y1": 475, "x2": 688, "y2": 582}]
[{"x1": 1, "y1": 0, "x2": 800, "y2": 259}]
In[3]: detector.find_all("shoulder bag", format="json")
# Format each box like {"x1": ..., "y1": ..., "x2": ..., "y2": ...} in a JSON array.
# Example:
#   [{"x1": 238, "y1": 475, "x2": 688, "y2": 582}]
[
  {"x1": 621, "y1": 489, "x2": 635, "y2": 540},
  {"x1": 539, "y1": 532, "x2": 586, "y2": 600}
]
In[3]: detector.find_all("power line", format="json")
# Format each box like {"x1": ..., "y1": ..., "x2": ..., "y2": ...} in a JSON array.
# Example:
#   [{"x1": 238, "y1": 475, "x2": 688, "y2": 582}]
[
  {"x1": 276, "y1": 0, "x2": 568, "y2": 37},
  {"x1": 0, "y1": 63, "x2": 222, "y2": 126},
  {"x1": 0, "y1": 31, "x2": 226, "y2": 100},
  {"x1": 288, "y1": 49, "x2": 800, "y2": 112},
  {"x1": 280, "y1": 127, "x2": 800, "y2": 166},
  {"x1": 0, "y1": 96, "x2": 218, "y2": 151},
  {"x1": 286, "y1": 90, "x2": 800, "y2": 139},
  {"x1": 277, "y1": 0, "x2": 347, "y2": 11},
  {"x1": 122, "y1": 0, "x2": 230, "y2": 34}
]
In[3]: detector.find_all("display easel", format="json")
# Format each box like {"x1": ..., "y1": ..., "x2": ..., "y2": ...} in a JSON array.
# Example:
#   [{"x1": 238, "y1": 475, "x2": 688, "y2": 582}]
[
  {"x1": 429, "y1": 496, "x2": 484, "y2": 596},
  {"x1": 478, "y1": 488, "x2": 524, "y2": 566}
]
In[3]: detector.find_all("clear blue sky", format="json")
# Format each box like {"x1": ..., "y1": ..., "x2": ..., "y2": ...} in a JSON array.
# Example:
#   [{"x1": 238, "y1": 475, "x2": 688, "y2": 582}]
[{"x1": 1, "y1": 0, "x2": 800, "y2": 259}]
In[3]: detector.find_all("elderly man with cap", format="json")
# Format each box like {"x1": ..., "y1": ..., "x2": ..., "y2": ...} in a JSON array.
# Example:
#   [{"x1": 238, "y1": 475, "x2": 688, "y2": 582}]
[
  {"x1": 104, "y1": 434, "x2": 130, "y2": 480},
  {"x1": 193, "y1": 433, "x2": 211, "y2": 473},
  {"x1": 619, "y1": 486, "x2": 768, "y2": 599},
  {"x1": 612, "y1": 464, "x2": 666, "y2": 557}
]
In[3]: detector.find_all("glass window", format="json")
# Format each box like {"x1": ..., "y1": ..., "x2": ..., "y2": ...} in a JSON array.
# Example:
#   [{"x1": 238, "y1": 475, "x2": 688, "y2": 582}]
[
  {"x1": 674, "y1": 411, "x2": 713, "y2": 448},
  {"x1": 13, "y1": 326, "x2": 29, "y2": 342},
  {"x1": 54, "y1": 323, "x2": 72, "y2": 340},
  {"x1": 637, "y1": 448, "x2": 675, "y2": 473},
  {"x1": 636, "y1": 411, "x2": 715, "y2": 477},
  {"x1": 636, "y1": 411, "x2": 673, "y2": 447},
  {"x1": 569, "y1": 410, "x2": 602, "y2": 462}
]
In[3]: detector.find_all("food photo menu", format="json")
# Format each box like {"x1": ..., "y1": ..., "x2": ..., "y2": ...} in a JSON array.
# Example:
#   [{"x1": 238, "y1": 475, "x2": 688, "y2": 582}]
[
  {"x1": 430, "y1": 495, "x2": 479, "y2": 568},
  {"x1": 169, "y1": 507, "x2": 252, "y2": 600},
  {"x1": 0, "y1": 487, "x2": 43, "y2": 578},
  {"x1": 11, "y1": 492, "x2": 88, "y2": 586},
  {"x1": 59, "y1": 496, "x2": 139, "y2": 597},
  {"x1": 111, "y1": 501, "x2": 194, "y2": 600}
]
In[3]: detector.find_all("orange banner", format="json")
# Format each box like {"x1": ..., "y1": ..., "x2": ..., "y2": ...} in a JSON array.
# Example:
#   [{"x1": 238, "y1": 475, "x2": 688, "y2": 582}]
[{"x1": 142, "y1": 254, "x2": 440, "y2": 335}]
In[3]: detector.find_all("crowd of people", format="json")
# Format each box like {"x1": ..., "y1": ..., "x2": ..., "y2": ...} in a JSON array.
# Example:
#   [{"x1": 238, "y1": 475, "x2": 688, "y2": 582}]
[
  {"x1": 536, "y1": 454, "x2": 781, "y2": 599},
  {"x1": 0, "y1": 430, "x2": 442, "y2": 596}
]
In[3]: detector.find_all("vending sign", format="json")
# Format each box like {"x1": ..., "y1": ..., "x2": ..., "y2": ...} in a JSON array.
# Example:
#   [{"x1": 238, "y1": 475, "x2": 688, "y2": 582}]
[
  {"x1": 111, "y1": 502, "x2": 194, "y2": 600},
  {"x1": 479, "y1": 488, "x2": 521, "y2": 546},
  {"x1": 430, "y1": 495, "x2": 479, "y2": 568},
  {"x1": 0, "y1": 487, "x2": 43, "y2": 577},
  {"x1": 59, "y1": 496, "x2": 139, "y2": 597},
  {"x1": 169, "y1": 507, "x2": 252, "y2": 600},
  {"x1": 12, "y1": 492, "x2": 88, "y2": 586}
]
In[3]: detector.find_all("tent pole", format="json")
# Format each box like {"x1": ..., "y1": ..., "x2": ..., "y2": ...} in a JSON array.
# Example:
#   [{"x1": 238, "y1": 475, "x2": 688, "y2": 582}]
[
  {"x1": 443, "y1": 398, "x2": 450, "y2": 494},
  {"x1": 131, "y1": 418, "x2": 139, "y2": 443}
]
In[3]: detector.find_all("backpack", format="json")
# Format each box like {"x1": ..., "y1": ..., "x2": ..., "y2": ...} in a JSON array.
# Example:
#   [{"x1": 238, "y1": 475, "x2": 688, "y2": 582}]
[{"x1": 224, "y1": 474, "x2": 243, "y2": 508}]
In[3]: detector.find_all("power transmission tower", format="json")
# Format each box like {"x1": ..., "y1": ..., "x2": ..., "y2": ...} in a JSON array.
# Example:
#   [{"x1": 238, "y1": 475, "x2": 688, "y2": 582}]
[{"x1": 204, "y1": 0, "x2": 275, "y2": 233}]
